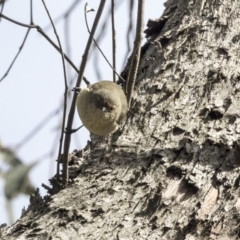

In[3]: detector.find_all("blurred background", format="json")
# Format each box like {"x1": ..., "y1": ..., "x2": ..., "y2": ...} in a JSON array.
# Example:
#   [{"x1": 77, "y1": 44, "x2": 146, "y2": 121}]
[{"x1": 0, "y1": 0, "x2": 164, "y2": 225}]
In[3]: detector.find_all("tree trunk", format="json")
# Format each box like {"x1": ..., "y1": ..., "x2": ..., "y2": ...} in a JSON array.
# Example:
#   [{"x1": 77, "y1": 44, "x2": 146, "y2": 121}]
[{"x1": 2, "y1": 0, "x2": 240, "y2": 239}]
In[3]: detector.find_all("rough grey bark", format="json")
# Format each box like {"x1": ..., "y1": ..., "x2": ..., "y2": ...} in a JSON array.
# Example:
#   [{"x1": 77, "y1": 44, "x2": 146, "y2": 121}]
[{"x1": 1, "y1": 0, "x2": 240, "y2": 239}]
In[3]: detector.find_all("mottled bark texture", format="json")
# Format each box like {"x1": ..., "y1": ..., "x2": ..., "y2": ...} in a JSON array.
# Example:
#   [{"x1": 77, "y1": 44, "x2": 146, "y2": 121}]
[{"x1": 2, "y1": 0, "x2": 240, "y2": 239}]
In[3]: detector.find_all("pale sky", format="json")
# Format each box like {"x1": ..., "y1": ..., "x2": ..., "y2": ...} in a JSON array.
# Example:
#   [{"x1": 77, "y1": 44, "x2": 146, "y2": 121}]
[{"x1": 0, "y1": 0, "x2": 164, "y2": 224}]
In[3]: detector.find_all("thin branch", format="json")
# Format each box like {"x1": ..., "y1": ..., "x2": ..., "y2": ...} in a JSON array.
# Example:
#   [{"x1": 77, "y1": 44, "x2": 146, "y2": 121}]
[
  {"x1": 0, "y1": 0, "x2": 5, "y2": 20},
  {"x1": 30, "y1": 0, "x2": 33, "y2": 24},
  {"x1": 126, "y1": 0, "x2": 144, "y2": 106},
  {"x1": 0, "y1": 29, "x2": 31, "y2": 82},
  {"x1": 84, "y1": 4, "x2": 125, "y2": 83},
  {"x1": 62, "y1": 0, "x2": 106, "y2": 186},
  {"x1": 41, "y1": 0, "x2": 68, "y2": 181},
  {"x1": 0, "y1": 0, "x2": 34, "y2": 82},
  {"x1": 111, "y1": 0, "x2": 116, "y2": 82},
  {"x1": 0, "y1": 13, "x2": 36, "y2": 28}
]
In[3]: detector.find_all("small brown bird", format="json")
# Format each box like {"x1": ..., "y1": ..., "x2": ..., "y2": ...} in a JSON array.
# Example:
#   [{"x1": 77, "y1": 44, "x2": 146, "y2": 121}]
[{"x1": 76, "y1": 81, "x2": 128, "y2": 136}]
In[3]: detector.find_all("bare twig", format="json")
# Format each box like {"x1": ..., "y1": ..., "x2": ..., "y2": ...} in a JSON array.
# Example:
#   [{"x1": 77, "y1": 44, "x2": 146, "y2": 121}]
[
  {"x1": 47, "y1": 73, "x2": 80, "y2": 179},
  {"x1": 30, "y1": 0, "x2": 33, "y2": 24},
  {"x1": 111, "y1": 0, "x2": 116, "y2": 82},
  {"x1": 0, "y1": 0, "x2": 5, "y2": 20},
  {"x1": 41, "y1": 183, "x2": 52, "y2": 191},
  {"x1": 0, "y1": 1, "x2": 33, "y2": 82},
  {"x1": 0, "y1": 29, "x2": 31, "y2": 82},
  {"x1": 0, "y1": 13, "x2": 36, "y2": 27},
  {"x1": 84, "y1": 4, "x2": 125, "y2": 83},
  {"x1": 62, "y1": 0, "x2": 106, "y2": 186},
  {"x1": 41, "y1": 0, "x2": 68, "y2": 181},
  {"x1": 126, "y1": 0, "x2": 144, "y2": 106}
]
